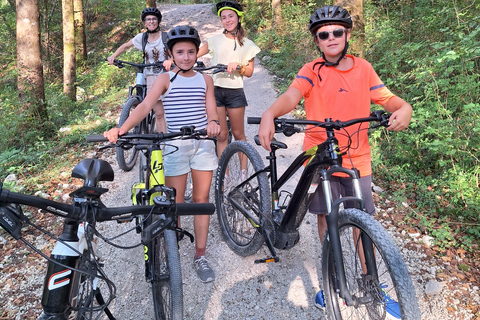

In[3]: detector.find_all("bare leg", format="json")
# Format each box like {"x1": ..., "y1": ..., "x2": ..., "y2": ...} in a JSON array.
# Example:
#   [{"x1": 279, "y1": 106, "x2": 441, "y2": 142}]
[
  {"x1": 317, "y1": 214, "x2": 327, "y2": 244},
  {"x1": 190, "y1": 169, "x2": 213, "y2": 258}
]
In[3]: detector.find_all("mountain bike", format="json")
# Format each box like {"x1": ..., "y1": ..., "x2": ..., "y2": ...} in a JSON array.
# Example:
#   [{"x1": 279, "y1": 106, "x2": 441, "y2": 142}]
[
  {"x1": 214, "y1": 110, "x2": 421, "y2": 319},
  {"x1": 0, "y1": 131, "x2": 214, "y2": 320},
  {"x1": 108, "y1": 59, "x2": 165, "y2": 172}
]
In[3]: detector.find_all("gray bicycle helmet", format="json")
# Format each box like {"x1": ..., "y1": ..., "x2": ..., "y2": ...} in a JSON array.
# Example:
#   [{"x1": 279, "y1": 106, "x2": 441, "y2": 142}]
[
  {"x1": 166, "y1": 25, "x2": 201, "y2": 51},
  {"x1": 141, "y1": 7, "x2": 162, "y2": 22},
  {"x1": 308, "y1": 5, "x2": 352, "y2": 35}
]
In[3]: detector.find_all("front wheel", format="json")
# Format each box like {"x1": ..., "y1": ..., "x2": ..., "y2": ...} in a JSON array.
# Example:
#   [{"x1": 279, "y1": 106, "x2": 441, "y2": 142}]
[
  {"x1": 215, "y1": 141, "x2": 271, "y2": 256},
  {"x1": 151, "y1": 229, "x2": 183, "y2": 320},
  {"x1": 116, "y1": 97, "x2": 144, "y2": 171},
  {"x1": 322, "y1": 208, "x2": 420, "y2": 320}
]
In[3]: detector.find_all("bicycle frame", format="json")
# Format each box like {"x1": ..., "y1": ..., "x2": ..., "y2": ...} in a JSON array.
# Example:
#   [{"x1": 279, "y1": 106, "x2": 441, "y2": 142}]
[{"x1": 239, "y1": 114, "x2": 389, "y2": 307}]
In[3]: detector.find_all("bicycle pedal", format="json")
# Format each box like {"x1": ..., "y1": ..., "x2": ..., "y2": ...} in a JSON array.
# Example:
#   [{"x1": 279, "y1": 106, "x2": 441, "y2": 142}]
[
  {"x1": 254, "y1": 256, "x2": 279, "y2": 264},
  {"x1": 116, "y1": 217, "x2": 135, "y2": 223}
]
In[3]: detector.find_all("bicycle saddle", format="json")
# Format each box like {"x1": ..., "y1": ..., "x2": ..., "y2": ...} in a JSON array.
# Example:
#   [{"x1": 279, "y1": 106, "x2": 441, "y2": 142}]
[{"x1": 71, "y1": 159, "x2": 114, "y2": 188}]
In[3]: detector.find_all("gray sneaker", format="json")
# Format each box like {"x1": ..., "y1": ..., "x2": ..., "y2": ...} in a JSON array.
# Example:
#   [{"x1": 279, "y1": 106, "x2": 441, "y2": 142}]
[{"x1": 194, "y1": 256, "x2": 215, "y2": 283}]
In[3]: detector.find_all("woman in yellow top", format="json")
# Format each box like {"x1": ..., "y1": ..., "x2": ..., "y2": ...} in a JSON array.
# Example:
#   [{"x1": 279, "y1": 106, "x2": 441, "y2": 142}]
[{"x1": 197, "y1": 1, "x2": 261, "y2": 158}]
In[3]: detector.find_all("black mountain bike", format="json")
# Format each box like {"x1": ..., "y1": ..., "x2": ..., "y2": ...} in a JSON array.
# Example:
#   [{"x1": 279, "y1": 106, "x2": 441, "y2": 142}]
[
  {"x1": 109, "y1": 59, "x2": 165, "y2": 171},
  {"x1": 214, "y1": 110, "x2": 420, "y2": 319},
  {"x1": 0, "y1": 132, "x2": 214, "y2": 320}
]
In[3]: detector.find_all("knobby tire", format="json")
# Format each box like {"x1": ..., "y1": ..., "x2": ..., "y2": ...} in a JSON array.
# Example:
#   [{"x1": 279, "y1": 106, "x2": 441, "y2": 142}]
[
  {"x1": 215, "y1": 141, "x2": 271, "y2": 256},
  {"x1": 116, "y1": 97, "x2": 143, "y2": 171},
  {"x1": 151, "y1": 230, "x2": 183, "y2": 320},
  {"x1": 321, "y1": 208, "x2": 420, "y2": 320}
]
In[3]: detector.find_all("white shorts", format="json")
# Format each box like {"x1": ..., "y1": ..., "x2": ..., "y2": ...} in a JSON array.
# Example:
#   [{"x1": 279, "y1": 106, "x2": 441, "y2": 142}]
[{"x1": 163, "y1": 139, "x2": 218, "y2": 177}]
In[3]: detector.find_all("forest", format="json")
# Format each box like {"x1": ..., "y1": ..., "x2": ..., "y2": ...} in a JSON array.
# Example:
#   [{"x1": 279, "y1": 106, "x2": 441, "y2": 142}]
[{"x1": 0, "y1": 0, "x2": 479, "y2": 257}]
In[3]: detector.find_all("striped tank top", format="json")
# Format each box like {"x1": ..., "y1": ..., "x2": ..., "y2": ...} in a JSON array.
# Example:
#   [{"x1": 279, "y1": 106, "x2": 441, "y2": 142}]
[{"x1": 162, "y1": 71, "x2": 208, "y2": 132}]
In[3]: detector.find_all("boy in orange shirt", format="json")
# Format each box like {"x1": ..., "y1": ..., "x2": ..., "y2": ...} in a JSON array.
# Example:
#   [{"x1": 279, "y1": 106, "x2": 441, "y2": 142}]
[{"x1": 257, "y1": 5, "x2": 412, "y2": 316}]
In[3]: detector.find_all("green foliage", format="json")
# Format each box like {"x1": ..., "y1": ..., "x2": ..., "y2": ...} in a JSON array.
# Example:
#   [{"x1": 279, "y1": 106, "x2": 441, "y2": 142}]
[{"x1": 0, "y1": 0, "x2": 144, "y2": 184}]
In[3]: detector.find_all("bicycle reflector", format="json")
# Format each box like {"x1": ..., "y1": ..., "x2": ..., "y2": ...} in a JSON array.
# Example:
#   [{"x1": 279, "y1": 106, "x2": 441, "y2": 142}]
[{"x1": 0, "y1": 205, "x2": 24, "y2": 239}]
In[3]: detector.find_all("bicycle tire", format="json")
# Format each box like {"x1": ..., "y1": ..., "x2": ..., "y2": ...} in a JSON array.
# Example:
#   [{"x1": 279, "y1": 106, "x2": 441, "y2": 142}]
[
  {"x1": 151, "y1": 229, "x2": 183, "y2": 320},
  {"x1": 322, "y1": 208, "x2": 420, "y2": 320},
  {"x1": 116, "y1": 97, "x2": 144, "y2": 171},
  {"x1": 215, "y1": 141, "x2": 271, "y2": 256},
  {"x1": 68, "y1": 252, "x2": 98, "y2": 319}
]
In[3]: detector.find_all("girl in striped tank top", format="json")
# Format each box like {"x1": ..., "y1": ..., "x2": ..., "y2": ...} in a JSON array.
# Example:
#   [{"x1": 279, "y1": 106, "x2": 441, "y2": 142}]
[{"x1": 104, "y1": 26, "x2": 221, "y2": 283}]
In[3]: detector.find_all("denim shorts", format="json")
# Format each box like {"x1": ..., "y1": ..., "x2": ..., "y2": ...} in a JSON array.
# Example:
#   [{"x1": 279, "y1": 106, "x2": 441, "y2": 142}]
[
  {"x1": 309, "y1": 175, "x2": 375, "y2": 215},
  {"x1": 163, "y1": 139, "x2": 218, "y2": 177},
  {"x1": 214, "y1": 86, "x2": 248, "y2": 109}
]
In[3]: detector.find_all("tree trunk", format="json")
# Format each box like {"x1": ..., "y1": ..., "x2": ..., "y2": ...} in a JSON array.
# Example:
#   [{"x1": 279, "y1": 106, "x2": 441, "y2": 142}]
[
  {"x1": 62, "y1": 0, "x2": 76, "y2": 100},
  {"x1": 335, "y1": 0, "x2": 364, "y2": 58},
  {"x1": 272, "y1": 0, "x2": 281, "y2": 27},
  {"x1": 146, "y1": 0, "x2": 156, "y2": 8},
  {"x1": 16, "y1": 0, "x2": 48, "y2": 121},
  {"x1": 74, "y1": 0, "x2": 87, "y2": 61}
]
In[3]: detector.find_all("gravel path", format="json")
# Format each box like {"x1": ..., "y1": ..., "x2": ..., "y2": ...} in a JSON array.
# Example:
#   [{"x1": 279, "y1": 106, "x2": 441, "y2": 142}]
[{"x1": 2, "y1": 3, "x2": 477, "y2": 320}]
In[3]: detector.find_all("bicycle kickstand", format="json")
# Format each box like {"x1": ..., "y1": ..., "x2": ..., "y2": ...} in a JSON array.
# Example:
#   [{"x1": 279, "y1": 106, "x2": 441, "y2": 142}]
[{"x1": 94, "y1": 288, "x2": 116, "y2": 320}]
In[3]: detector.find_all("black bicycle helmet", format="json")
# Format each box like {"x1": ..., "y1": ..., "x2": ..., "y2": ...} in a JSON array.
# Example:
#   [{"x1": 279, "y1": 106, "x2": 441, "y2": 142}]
[
  {"x1": 308, "y1": 5, "x2": 352, "y2": 35},
  {"x1": 166, "y1": 25, "x2": 201, "y2": 51},
  {"x1": 216, "y1": 1, "x2": 244, "y2": 23},
  {"x1": 141, "y1": 7, "x2": 162, "y2": 22}
]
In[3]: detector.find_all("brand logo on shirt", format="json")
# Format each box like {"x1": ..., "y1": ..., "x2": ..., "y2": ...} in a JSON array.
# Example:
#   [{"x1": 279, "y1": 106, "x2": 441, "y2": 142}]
[{"x1": 339, "y1": 88, "x2": 348, "y2": 93}]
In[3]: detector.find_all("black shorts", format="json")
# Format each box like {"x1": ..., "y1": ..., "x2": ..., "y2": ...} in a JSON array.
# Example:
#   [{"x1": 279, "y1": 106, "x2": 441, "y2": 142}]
[
  {"x1": 214, "y1": 86, "x2": 248, "y2": 109},
  {"x1": 309, "y1": 175, "x2": 375, "y2": 215}
]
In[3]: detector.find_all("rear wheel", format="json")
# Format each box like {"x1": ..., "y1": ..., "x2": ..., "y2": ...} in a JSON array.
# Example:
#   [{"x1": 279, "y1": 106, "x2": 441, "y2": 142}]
[
  {"x1": 215, "y1": 141, "x2": 271, "y2": 256},
  {"x1": 116, "y1": 97, "x2": 144, "y2": 171},
  {"x1": 151, "y1": 230, "x2": 183, "y2": 320},
  {"x1": 322, "y1": 208, "x2": 420, "y2": 320}
]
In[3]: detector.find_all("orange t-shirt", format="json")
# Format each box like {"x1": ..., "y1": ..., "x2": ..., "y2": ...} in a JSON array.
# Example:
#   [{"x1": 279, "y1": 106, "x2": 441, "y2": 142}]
[{"x1": 290, "y1": 55, "x2": 395, "y2": 176}]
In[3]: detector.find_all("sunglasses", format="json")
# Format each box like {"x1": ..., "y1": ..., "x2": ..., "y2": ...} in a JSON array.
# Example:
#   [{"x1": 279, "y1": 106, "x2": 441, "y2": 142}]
[{"x1": 316, "y1": 28, "x2": 346, "y2": 41}]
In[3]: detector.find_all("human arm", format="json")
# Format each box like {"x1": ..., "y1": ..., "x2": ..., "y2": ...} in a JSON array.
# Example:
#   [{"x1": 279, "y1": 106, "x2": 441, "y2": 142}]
[
  {"x1": 203, "y1": 75, "x2": 221, "y2": 137},
  {"x1": 107, "y1": 39, "x2": 134, "y2": 64},
  {"x1": 197, "y1": 43, "x2": 209, "y2": 58},
  {"x1": 382, "y1": 96, "x2": 413, "y2": 131},
  {"x1": 227, "y1": 57, "x2": 254, "y2": 77},
  {"x1": 103, "y1": 73, "x2": 170, "y2": 142},
  {"x1": 258, "y1": 87, "x2": 304, "y2": 151}
]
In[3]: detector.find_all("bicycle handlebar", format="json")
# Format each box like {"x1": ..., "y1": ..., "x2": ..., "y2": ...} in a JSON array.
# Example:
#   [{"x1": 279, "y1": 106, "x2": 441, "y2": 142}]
[
  {"x1": 247, "y1": 110, "x2": 391, "y2": 136},
  {"x1": 193, "y1": 62, "x2": 241, "y2": 75},
  {"x1": 0, "y1": 182, "x2": 215, "y2": 240},
  {"x1": 87, "y1": 126, "x2": 209, "y2": 148},
  {"x1": 107, "y1": 58, "x2": 166, "y2": 72}
]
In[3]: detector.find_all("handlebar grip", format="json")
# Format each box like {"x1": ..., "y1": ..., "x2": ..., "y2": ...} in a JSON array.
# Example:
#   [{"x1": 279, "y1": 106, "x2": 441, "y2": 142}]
[
  {"x1": 86, "y1": 135, "x2": 108, "y2": 143},
  {"x1": 247, "y1": 117, "x2": 261, "y2": 124},
  {"x1": 175, "y1": 203, "x2": 215, "y2": 216}
]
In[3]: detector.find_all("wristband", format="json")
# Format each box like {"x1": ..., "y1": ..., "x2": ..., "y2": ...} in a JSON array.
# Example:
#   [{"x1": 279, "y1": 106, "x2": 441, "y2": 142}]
[
  {"x1": 239, "y1": 65, "x2": 246, "y2": 75},
  {"x1": 209, "y1": 119, "x2": 220, "y2": 125}
]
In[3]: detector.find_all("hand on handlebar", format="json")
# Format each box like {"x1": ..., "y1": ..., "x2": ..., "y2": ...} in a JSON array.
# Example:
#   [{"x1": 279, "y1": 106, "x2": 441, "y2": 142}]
[
  {"x1": 227, "y1": 62, "x2": 240, "y2": 74},
  {"x1": 107, "y1": 56, "x2": 116, "y2": 65},
  {"x1": 258, "y1": 115, "x2": 276, "y2": 152},
  {"x1": 104, "y1": 127, "x2": 126, "y2": 143},
  {"x1": 163, "y1": 59, "x2": 174, "y2": 71}
]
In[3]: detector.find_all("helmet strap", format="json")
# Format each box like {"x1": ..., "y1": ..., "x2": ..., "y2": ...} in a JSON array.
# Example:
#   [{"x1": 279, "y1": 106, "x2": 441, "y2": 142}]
[
  {"x1": 170, "y1": 59, "x2": 197, "y2": 83},
  {"x1": 314, "y1": 38, "x2": 349, "y2": 81},
  {"x1": 224, "y1": 24, "x2": 240, "y2": 51},
  {"x1": 147, "y1": 26, "x2": 160, "y2": 34}
]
